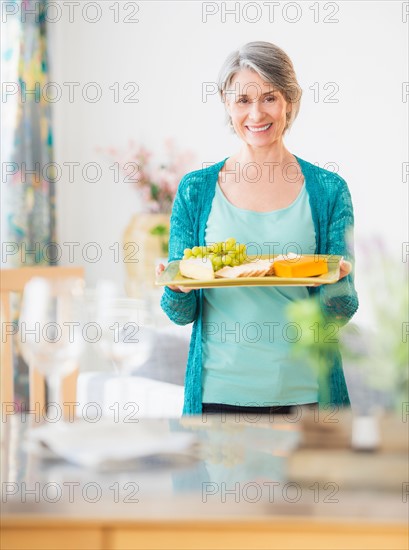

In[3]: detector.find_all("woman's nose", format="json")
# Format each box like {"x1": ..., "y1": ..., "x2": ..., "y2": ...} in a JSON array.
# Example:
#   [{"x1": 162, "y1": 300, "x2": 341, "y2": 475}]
[{"x1": 248, "y1": 99, "x2": 264, "y2": 120}]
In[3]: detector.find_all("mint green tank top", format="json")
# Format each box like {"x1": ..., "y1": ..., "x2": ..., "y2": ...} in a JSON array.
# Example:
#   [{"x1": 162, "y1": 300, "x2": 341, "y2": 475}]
[{"x1": 201, "y1": 179, "x2": 319, "y2": 406}]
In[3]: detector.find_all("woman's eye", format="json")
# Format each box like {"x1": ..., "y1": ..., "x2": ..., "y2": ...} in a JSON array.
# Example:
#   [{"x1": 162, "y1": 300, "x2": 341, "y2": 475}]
[
  {"x1": 237, "y1": 97, "x2": 248, "y2": 104},
  {"x1": 265, "y1": 95, "x2": 276, "y2": 102}
]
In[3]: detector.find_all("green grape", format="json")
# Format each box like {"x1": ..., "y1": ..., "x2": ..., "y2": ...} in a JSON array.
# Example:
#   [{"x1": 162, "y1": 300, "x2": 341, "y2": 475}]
[
  {"x1": 225, "y1": 237, "x2": 236, "y2": 251},
  {"x1": 184, "y1": 239, "x2": 248, "y2": 270},
  {"x1": 212, "y1": 256, "x2": 223, "y2": 270}
]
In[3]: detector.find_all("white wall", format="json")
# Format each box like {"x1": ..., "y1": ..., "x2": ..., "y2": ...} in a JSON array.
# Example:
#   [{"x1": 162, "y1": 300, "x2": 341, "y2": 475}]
[{"x1": 47, "y1": 1, "x2": 408, "y2": 326}]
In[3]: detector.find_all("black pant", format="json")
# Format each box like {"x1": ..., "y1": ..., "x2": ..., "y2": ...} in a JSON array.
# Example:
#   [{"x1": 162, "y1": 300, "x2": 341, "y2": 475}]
[{"x1": 202, "y1": 402, "x2": 317, "y2": 415}]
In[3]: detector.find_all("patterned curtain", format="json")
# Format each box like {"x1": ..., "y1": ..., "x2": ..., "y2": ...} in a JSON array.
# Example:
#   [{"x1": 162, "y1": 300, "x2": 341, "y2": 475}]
[
  {"x1": 2, "y1": 0, "x2": 56, "y2": 267},
  {"x1": 2, "y1": 0, "x2": 56, "y2": 407}
]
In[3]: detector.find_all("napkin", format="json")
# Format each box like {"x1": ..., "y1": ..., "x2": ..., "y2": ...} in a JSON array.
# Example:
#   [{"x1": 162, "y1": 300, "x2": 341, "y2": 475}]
[{"x1": 26, "y1": 419, "x2": 198, "y2": 470}]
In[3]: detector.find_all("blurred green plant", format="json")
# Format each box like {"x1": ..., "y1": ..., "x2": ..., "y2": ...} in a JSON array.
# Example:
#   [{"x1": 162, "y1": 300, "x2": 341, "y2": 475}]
[
  {"x1": 286, "y1": 237, "x2": 408, "y2": 412},
  {"x1": 150, "y1": 224, "x2": 169, "y2": 256},
  {"x1": 338, "y1": 237, "x2": 409, "y2": 411},
  {"x1": 285, "y1": 297, "x2": 340, "y2": 405}
]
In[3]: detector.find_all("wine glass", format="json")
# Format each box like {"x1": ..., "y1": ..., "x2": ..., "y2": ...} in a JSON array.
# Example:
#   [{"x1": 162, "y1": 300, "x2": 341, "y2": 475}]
[
  {"x1": 96, "y1": 297, "x2": 154, "y2": 376},
  {"x1": 18, "y1": 277, "x2": 85, "y2": 413}
]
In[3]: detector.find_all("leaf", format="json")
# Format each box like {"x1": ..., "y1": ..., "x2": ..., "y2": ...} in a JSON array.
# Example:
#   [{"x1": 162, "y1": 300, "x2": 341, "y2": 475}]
[{"x1": 150, "y1": 224, "x2": 169, "y2": 236}]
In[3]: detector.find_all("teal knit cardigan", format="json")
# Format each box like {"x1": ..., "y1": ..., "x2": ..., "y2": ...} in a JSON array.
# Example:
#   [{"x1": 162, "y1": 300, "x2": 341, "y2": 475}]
[{"x1": 160, "y1": 156, "x2": 359, "y2": 414}]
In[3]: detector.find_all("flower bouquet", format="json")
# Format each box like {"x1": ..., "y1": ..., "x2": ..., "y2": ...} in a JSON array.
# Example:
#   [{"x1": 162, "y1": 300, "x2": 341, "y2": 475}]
[{"x1": 99, "y1": 139, "x2": 195, "y2": 297}]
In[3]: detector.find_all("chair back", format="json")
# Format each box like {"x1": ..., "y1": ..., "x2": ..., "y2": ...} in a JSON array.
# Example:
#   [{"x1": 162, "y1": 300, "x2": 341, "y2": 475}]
[{"x1": 1, "y1": 266, "x2": 85, "y2": 416}]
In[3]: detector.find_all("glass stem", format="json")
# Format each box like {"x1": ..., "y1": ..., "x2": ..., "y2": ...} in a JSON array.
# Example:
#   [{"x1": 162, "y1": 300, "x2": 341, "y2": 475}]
[{"x1": 46, "y1": 374, "x2": 62, "y2": 418}]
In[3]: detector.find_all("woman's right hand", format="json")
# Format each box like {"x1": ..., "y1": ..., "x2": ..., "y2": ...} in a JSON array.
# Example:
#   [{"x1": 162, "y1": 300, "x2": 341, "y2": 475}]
[{"x1": 155, "y1": 263, "x2": 193, "y2": 293}]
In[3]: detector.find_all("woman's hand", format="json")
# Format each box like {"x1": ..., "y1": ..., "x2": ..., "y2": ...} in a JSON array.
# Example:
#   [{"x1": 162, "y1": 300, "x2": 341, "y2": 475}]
[
  {"x1": 338, "y1": 258, "x2": 352, "y2": 280},
  {"x1": 312, "y1": 258, "x2": 352, "y2": 287},
  {"x1": 155, "y1": 263, "x2": 194, "y2": 293}
]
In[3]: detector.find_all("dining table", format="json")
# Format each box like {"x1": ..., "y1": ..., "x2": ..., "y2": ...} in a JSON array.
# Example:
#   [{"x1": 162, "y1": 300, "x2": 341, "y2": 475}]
[{"x1": 1, "y1": 406, "x2": 408, "y2": 550}]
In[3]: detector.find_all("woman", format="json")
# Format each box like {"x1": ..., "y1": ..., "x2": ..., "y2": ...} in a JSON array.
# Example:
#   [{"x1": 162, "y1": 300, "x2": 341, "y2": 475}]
[{"x1": 156, "y1": 41, "x2": 358, "y2": 415}]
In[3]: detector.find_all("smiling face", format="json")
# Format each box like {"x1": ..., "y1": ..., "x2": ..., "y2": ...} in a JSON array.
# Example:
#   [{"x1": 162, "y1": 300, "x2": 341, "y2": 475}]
[{"x1": 224, "y1": 68, "x2": 291, "y2": 147}]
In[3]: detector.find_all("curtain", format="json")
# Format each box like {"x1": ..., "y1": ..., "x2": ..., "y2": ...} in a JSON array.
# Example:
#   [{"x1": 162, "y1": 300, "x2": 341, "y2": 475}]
[
  {"x1": 2, "y1": 0, "x2": 56, "y2": 407},
  {"x1": 2, "y1": 0, "x2": 56, "y2": 268}
]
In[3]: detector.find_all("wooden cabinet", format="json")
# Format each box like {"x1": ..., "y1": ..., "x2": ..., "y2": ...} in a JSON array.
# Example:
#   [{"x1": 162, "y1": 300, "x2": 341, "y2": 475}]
[{"x1": 2, "y1": 518, "x2": 408, "y2": 550}]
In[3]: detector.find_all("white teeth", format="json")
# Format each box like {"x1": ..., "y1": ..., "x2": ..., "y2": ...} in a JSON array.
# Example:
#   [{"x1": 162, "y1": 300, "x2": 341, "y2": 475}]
[{"x1": 247, "y1": 123, "x2": 272, "y2": 132}]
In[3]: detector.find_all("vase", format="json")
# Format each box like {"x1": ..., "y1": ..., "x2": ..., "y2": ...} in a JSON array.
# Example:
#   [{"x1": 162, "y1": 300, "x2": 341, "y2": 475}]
[
  {"x1": 123, "y1": 212, "x2": 171, "y2": 298},
  {"x1": 351, "y1": 415, "x2": 380, "y2": 451}
]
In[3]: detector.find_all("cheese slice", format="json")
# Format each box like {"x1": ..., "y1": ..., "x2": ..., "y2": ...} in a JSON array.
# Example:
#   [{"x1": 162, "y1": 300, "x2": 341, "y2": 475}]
[
  {"x1": 179, "y1": 257, "x2": 215, "y2": 280},
  {"x1": 216, "y1": 259, "x2": 275, "y2": 279},
  {"x1": 215, "y1": 254, "x2": 299, "y2": 279},
  {"x1": 273, "y1": 256, "x2": 328, "y2": 278}
]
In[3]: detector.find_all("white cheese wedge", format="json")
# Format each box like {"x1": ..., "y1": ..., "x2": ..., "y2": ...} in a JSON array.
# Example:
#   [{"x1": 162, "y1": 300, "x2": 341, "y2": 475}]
[{"x1": 179, "y1": 257, "x2": 215, "y2": 280}]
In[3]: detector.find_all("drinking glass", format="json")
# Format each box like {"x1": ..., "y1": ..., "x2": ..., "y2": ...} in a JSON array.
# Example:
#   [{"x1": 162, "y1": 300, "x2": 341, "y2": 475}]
[
  {"x1": 19, "y1": 277, "x2": 85, "y2": 409},
  {"x1": 96, "y1": 297, "x2": 154, "y2": 375}
]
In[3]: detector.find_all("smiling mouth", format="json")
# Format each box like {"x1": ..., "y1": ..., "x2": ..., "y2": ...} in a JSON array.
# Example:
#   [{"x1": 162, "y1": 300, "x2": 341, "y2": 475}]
[{"x1": 246, "y1": 123, "x2": 273, "y2": 133}]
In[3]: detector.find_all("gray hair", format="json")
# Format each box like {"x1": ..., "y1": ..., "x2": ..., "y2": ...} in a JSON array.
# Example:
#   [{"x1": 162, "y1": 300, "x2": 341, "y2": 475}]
[{"x1": 217, "y1": 41, "x2": 302, "y2": 134}]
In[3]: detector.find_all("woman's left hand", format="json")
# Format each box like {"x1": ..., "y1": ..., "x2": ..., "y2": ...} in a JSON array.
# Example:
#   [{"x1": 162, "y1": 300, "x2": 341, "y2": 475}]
[
  {"x1": 338, "y1": 258, "x2": 352, "y2": 280},
  {"x1": 312, "y1": 258, "x2": 352, "y2": 287}
]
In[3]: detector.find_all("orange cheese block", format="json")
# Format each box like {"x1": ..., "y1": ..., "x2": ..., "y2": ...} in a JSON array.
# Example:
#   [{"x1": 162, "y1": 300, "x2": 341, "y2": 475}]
[{"x1": 273, "y1": 256, "x2": 328, "y2": 278}]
